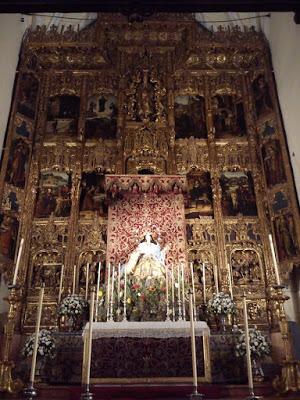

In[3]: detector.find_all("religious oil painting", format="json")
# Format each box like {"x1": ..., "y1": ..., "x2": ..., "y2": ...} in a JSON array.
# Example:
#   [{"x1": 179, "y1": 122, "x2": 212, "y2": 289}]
[
  {"x1": 272, "y1": 191, "x2": 288, "y2": 213},
  {"x1": 5, "y1": 138, "x2": 30, "y2": 189},
  {"x1": 261, "y1": 139, "x2": 286, "y2": 187},
  {"x1": 14, "y1": 114, "x2": 33, "y2": 139},
  {"x1": 185, "y1": 172, "x2": 213, "y2": 218},
  {"x1": 174, "y1": 95, "x2": 207, "y2": 139},
  {"x1": 1, "y1": 189, "x2": 20, "y2": 213},
  {"x1": 212, "y1": 95, "x2": 246, "y2": 139},
  {"x1": 16, "y1": 73, "x2": 39, "y2": 119},
  {"x1": 80, "y1": 172, "x2": 107, "y2": 216},
  {"x1": 85, "y1": 95, "x2": 118, "y2": 139},
  {"x1": 35, "y1": 171, "x2": 72, "y2": 218},
  {"x1": 259, "y1": 120, "x2": 276, "y2": 138},
  {"x1": 31, "y1": 263, "x2": 62, "y2": 289},
  {"x1": 274, "y1": 213, "x2": 299, "y2": 261},
  {"x1": 252, "y1": 74, "x2": 273, "y2": 119},
  {"x1": 46, "y1": 95, "x2": 80, "y2": 136},
  {"x1": 220, "y1": 171, "x2": 257, "y2": 217},
  {"x1": 231, "y1": 249, "x2": 262, "y2": 286},
  {"x1": 0, "y1": 213, "x2": 19, "y2": 260}
]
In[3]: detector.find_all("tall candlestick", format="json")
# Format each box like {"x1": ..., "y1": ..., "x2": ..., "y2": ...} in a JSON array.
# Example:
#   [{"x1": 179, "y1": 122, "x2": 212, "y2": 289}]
[
  {"x1": 12, "y1": 238, "x2": 24, "y2": 285},
  {"x1": 85, "y1": 289, "x2": 95, "y2": 387},
  {"x1": 95, "y1": 262, "x2": 101, "y2": 321},
  {"x1": 123, "y1": 263, "x2": 127, "y2": 321},
  {"x1": 181, "y1": 263, "x2": 186, "y2": 320},
  {"x1": 72, "y1": 265, "x2": 76, "y2": 295},
  {"x1": 171, "y1": 264, "x2": 175, "y2": 321},
  {"x1": 165, "y1": 264, "x2": 170, "y2": 321},
  {"x1": 202, "y1": 263, "x2": 206, "y2": 305},
  {"x1": 269, "y1": 233, "x2": 281, "y2": 285},
  {"x1": 228, "y1": 263, "x2": 233, "y2": 299},
  {"x1": 177, "y1": 264, "x2": 182, "y2": 320},
  {"x1": 58, "y1": 264, "x2": 64, "y2": 304},
  {"x1": 117, "y1": 263, "x2": 121, "y2": 304},
  {"x1": 190, "y1": 262, "x2": 196, "y2": 318},
  {"x1": 110, "y1": 265, "x2": 115, "y2": 321},
  {"x1": 213, "y1": 264, "x2": 219, "y2": 294},
  {"x1": 85, "y1": 263, "x2": 90, "y2": 301},
  {"x1": 243, "y1": 294, "x2": 255, "y2": 398},
  {"x1": 29, "y1": 284, "x2": 45, "y2": 385}
]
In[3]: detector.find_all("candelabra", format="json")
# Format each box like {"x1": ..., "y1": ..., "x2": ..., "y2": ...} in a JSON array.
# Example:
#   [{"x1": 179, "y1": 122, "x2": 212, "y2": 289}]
[
  {"x1": 0, "y1": 284, "x2": 23, "y2": 394},
  {"x1": 271, "y1": 285, "x2": 300, "y2": 394},
  {"x1": 165, "y1": 298, "x2": 171, "y2": 322}
]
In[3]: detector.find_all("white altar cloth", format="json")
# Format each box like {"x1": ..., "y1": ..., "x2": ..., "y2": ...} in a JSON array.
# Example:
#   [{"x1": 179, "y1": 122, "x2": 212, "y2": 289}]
[{"x1": 83, "y1": 320, "x2": 210, "y2": 340}]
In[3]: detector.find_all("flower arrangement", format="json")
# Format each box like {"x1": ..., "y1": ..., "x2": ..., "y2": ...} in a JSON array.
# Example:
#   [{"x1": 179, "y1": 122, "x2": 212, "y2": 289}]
[
  {"x1": 235, "y1": 327, "x2": 270, "y2": 359},
  {"x1": 207, "y1": 292, "x2": 236, "y2": 316},
  {"x1": 23, "y1": 329, "x2": 56, "y2": 359},
  {"x1": 58, "y1": 294, "x2": 88, "y2": 317}
]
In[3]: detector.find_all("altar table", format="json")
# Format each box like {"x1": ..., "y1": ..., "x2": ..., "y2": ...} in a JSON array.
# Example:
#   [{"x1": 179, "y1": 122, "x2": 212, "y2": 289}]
[{"x1": 82, "y1": 321, "x2": 211, "y2": 383}]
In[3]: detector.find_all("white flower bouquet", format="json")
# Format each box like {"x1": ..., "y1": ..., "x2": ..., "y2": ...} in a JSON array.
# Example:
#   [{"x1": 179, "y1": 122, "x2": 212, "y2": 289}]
[
  {"x1": 23, "y1": 329, "x2": 56, "y2": 359},
  {"x1": 58, "y1": 294, "x2": 88, "y2": 317},
  {"x1": 207, "y1": 292, "x2": 236, "y2": 316},
  {"x1": 235, "y1": 327, "x2": 270, "y2": 359}
]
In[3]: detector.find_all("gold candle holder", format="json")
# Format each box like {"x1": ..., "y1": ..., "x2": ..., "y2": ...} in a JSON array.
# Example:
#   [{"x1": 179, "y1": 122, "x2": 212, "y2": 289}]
[
  {"x1": 271, "y1": 285, "x2": 300, "y2": 394},
  {"x1": 0, "y1": 284, "x2": 23, "y2": 394}
]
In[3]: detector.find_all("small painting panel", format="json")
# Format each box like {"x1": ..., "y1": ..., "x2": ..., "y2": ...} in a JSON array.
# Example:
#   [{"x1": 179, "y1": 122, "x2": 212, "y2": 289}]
[
  {"x1": 80, "y1": 172, "x2": 107, "y2": 216},
  {"x1": 261, "y1": 139, "x2": 286, "y2": 187},
  {"x1": 14, "y1": 114, "x2": 33, "y2": 139},
  {"x1": 16, "y1": 73, "x2": 39, "y2": 119},
  {"x1": 220, "y1": 172, "x2": 257, "y2": 217},
  {"x1": 212, "y1": 95, "x2": 246, "y2": 139},
  {"x1": 231, "y1": 249, "x2": 262, "y2": 286},
  {"x1": 174, "y1": 95, "x2": 207, "y2": 139},
  {"x1": 259, "y1": 120, "x2": 276, "y2": 138},
  {"x1": 185, "y1": 172, "x2": 213, "y2": 218},
  {"x1": 85, "y1": 95, "x2": 118, "y2": 139},
  {"x1": 31, "y1": 263, "x2": 62, "y2": 289},
  {"x1": 274, "y1": 213, "x2": 299, "y2": 261},
  {"x1": 1, "y1": 187, "x2": 21, "y2": 213},
  {"x1": 0, "y1": 213, "x2": 19, "y2": 260},
  {"x1": 272, "y1": 191, "x2": 288, "y2": 213},
  {"x1": 46, "y1": 95, "x2": 80, "y2": 136},
  {"x1": 35, "y1": 171, "x2": 72, "y2": 218},
  {"x1": 252, "y1": 74, "x2": 273, "y2": 119},
  {"x1": 5, "y1": 138, "x2": 30, "y2": 189}
]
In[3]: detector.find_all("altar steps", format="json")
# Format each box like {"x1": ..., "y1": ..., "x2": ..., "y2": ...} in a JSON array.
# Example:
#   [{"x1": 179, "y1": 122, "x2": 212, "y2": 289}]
[{"x1": 4, "y1": 383, "x2": 295, "y2": 400}]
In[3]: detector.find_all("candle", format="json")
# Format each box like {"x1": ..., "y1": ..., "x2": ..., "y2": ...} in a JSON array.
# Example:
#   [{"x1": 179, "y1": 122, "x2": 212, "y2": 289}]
[
  {"x1": 190, "y1": 262, "x2": 196, "y2": 315},
  {"x1": 213, "y1": 264, "x2": 219, "y2": 294},
  {"x1": 181, "y1": 263, "x2": 186, "y2": 320},
  {"x1": 177, "y1": 264, "x2": 181, "y2": 303},
  {"x1": 58, "y1": 264, "x2": 64, "y2": 304},
  {"x1": 72, "y1": 265, "x2": 76, "y2": 295},
  {"x1": 123, "y1": 263, "x2": 127, "y2": 321},
  {"x1": 95, "y1": 262, "x2": 101, "y2": 321},
  {"x1": 117, "y1": 263, "x2": 121, "y2": 305},
  {"x1": 85, "y1": 289, "x2": 95, "y2": 386},
  {"x1": 29, "y1": 284, "x2": 45, "y2": 385},
  {"x1": 85, "y1": 263, "x2": 90, "y2": 301},
  {"x1": 202, "y1": 263, "x2": 206, "y2": 305},
  {"x1": 188, "y1": 290, "x2": 198, "y2": 395},
  {"x1": 228, "y1": 263, "x2": 233, "y2": 299},
  {"x1": 165, "y1": 264, "x2": 169, "y2": 309},
  {"x1": 171, "y1": 264, "x2": 175, "y2": 320},
  {"x1": 110, "y1": 265, "x2": 115, "y2": 320},
  {"x1": 106, "y1": 263, "x2": 111, "y2": 320},
  {"x1": 12, "y1": 238, "x2": 24, "y2": 285},
  {"x1": 269, "y1": 233, "x2": 281, "y2": 285},
  {"x1": 243, "y1": 294, "x2": 254, "y2": 396}
]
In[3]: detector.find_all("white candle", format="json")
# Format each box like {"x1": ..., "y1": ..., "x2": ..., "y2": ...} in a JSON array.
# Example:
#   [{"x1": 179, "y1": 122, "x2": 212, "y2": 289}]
[
  {"x1": 117, "y1": 263, "x2": 121, "y2": 305},
  {"x1": 123, "y1": 263, "x2": 127, "y2": 321},
  {"x1": 29, "y1": 284, "x2": 45, "y2": 384},
  {"x1": 85, "y1": 289, "x2": 95, "y2": 386},
  {"x1": 228, "y1": 263, "x2": 233, "y2": 299},
  {"x1": 243, "y1": 294, "x2": 254, "y2": 395},
  {"x1": 177, "y1": 264, "x2": 181, "y2": 303},
  {"x1": 202, "y1": 263, "x2": 206, "y2": 305},
  {"x1": 72, "y1": 265, "x2": 76, "y2": 295},
  {"x1": 190, "y1": 262, "x2": 196, "y2": 315},
  {"x1": 171, "y1": 264, "x2": 175, "y2": 320},
  {"x1": 269, "y1": 233, "x2": 281, "y2": 285},
  {"x1": 95, "y1": 262, "x2": 101, "y2": 321},
  {"x1": 12, "y1": 238, "x2": 24, "y2": 285},
  {"x1": 85, "y1": 263, "x2": 90, "y2": 301},
  {"x1": 58, "y1": 264, "x2": 64, "y2": 303},
  {"x1": 214, "y1": 264, "x2": 219, "y2": 294},
  {"x1": 110, "y1": 265, "x2": 115, "y2": 319},
  {"x1": 106, "y1": 262, "x2": 111, "y2": 320},
  {"x1": 165, "y1": 264, "x2": 169, "y2": 307},
  {"x1": 181, "y1": 263, "x2": 186, "y2": 319},
  {"x1": 188, "y1": 290, "x2": 198, "y2": 393}
]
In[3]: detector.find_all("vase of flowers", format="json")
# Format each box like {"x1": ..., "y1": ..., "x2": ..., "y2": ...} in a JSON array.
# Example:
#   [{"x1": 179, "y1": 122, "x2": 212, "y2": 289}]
[
  {"x1": 206, "y1": 292, "x2": 236, "y2": 332},
  {"x1": 58, "y1": 294, "x2": 88, "y2": 331},
  {"x1": 235, "y1": 327, "x2": 270, "y2": 382}
]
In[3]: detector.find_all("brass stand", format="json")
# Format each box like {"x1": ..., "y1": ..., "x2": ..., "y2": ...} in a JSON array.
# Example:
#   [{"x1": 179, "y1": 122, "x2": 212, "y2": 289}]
[
  {"x1": 0, "y1": 284, "x2": 23, "y2": 394},
  {"x1": 22, "y1": 383, "x2": 37, "y2": 400},
  {"x1": 81, "y1": 384, "x2": 94, "y2": 400},
  {"x1": 271, "y1": 285, "x2": 300, "y2": 394}
]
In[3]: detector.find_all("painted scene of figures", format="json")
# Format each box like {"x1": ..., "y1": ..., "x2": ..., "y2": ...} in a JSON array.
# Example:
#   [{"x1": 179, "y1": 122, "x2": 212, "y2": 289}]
[
  {"x1": 185, "y1": 172, "x2": 213, "y2": 218},
  {"x1": 174, "y1": 95, "x2": 207, "y2": 139},
  {"x1": 80, "y1": 172, "x2": 107, "y2": 216},
  {"x1": 252, "y1": 74, "x2": 273, "y2": 119},
  {"x1": 5, "y1": 138, "x2": 30, "y2": 189},
  {"x1": 212, "y1": 95, "x2": 246, "y2": 139},
  {"x1": 1, "y1": 189, "x2": 20, "y2": 213},
  {"x1": 16, "y1": 73, "x2": 39, "y2": 119},
  {"x1": 46, "y1": 95, "x2": 80, "y2": 136},
  {"x1": 35, "y1": 171, "x2": 72, "y2": 218},
  {"x1": 14, "y1": 114, "x2": 33, "y2": 139},
  {"x1": 261, "y1": 139, "x2": 286, "y2": 187},
  {"x1": 85, "y1": 95, "x2": 118, "y2": 140},
  {"x1": 31, "y1": 263, "x2": 62, "y2": 289},
  {"x1": 231, "y1": 249, "x2": 262, "y2": 286},
  {"x1": 220, "y1": 172, "x2": 257, "y2": 217},
  {"x1": 0, "y1": 213, "x2": 19, "y2": 260},
  {"x1": 274, "y1": 213, "x2": 299, "y2": 261}
]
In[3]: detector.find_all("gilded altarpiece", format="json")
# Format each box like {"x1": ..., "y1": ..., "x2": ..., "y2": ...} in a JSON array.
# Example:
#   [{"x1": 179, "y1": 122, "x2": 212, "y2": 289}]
[{"x1": 0, "y1": 14, "x2": 300, "y2": 382}]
